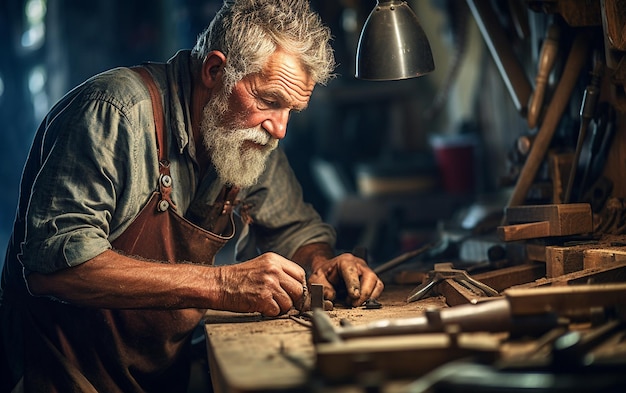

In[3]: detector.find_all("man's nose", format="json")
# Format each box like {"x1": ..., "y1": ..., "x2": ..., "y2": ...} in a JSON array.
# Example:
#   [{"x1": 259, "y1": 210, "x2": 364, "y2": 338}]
[{"x1": 262, "y1": 109, "x2": 290, "y2": 140}]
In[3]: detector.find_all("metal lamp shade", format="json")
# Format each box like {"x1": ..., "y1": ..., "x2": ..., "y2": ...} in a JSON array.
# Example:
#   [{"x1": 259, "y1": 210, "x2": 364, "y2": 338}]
[{"x1": 356, "y1": 0, "x2": 435, "y2": 81}]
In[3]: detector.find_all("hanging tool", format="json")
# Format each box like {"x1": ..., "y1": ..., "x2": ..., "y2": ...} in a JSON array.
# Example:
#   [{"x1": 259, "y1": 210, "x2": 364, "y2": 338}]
[
  {"x1": 527, "y1": 24, "x2": 561, "y2": 130},
  {"x1": 579, "y1": 104, "x2": 616, "y2": 199},
  {"x1": 466, "y1": 0, "x2": 532, "y2": 114},
  {"x1": 505, "y1": 30, "x2": 591, "y2": 211},
  {"x1": 563, "y1": 49, "x2": 604, "y2": 203}
]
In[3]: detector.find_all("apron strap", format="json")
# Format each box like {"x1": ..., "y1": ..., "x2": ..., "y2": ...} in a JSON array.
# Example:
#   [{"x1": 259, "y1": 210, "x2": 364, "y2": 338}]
[
  {"x1": 132, "y1": 66, "x2": 167, "y2": 163},
  {"x1": 131, "y1": 66, "x2": 239, "y2": 232},
  {"x1": 131, "y1": 66, "x2": 176, "y2": 212}
]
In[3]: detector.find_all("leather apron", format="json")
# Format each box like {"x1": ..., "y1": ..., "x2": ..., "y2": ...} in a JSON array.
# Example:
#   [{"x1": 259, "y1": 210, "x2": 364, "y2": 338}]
[{"x1": 21, "y1": 67, "x2": 238, "y2": 392}]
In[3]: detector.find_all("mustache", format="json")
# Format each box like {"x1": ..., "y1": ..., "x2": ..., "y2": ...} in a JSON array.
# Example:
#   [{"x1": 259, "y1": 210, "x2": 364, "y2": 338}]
[{"x1": 236, "y1": 127, "x2": 278, "y2": 147}]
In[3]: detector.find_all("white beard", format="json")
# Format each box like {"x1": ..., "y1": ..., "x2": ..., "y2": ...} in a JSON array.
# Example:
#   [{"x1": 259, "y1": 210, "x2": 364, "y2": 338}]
[{"x1": 200, "y1": 92, "x2": 279, "y2": 188}]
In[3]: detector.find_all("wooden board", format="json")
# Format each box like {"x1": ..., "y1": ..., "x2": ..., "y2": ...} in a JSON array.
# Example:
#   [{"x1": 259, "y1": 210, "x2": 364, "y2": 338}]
[
  {"x1": 505, "y1": 283, "x2": 626, "y2": 315},
  {"x1": 498, "y1": 203, "x2": 593, "y2": 241},
  {"x1": 204, "y1": 286, "x2": 446, "y2": 393},
  {"x1": 584, "y1": 247, "x2": 626, "y2": 269},
  {"x1": 316, "y1": 333, "x2": 499, "y2": 383},
  {"x1": 203, "y1": 283, "x2": 626, "y2": 392}
]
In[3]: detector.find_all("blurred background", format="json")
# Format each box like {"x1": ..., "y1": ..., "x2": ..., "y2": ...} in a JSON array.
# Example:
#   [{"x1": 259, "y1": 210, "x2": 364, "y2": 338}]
[{"x1": 0, "y1": 0, "x2": 558, "y2": 268}]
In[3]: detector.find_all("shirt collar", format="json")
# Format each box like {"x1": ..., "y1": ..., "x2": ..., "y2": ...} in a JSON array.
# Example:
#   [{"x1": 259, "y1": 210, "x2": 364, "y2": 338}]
[{"x1": 164, "y1": 49, "x2": 195, "y2": 156}]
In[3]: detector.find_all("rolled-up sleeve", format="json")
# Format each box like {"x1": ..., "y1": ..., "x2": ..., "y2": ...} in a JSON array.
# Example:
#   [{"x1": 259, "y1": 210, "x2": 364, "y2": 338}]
[
  {"x1": 20, "y1": 89, "x2": 141, "y2": 274},
  {"x1": 235, "y1": 148, "x2": 336, "y2": 260}
]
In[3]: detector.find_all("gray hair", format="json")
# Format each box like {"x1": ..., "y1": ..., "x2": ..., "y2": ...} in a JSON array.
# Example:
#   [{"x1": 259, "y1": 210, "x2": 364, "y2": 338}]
[{"x1": 191, "y1": 0, "x2": 335, "y2": 93}]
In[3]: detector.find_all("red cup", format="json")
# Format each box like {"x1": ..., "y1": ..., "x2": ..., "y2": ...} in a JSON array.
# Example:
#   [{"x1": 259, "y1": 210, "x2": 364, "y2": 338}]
[{"x1": 430, "y1": 135, "x2": 476, "y2": 194}]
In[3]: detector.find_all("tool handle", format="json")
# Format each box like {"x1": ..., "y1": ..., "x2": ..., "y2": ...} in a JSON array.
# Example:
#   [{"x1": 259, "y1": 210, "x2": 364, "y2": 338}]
[{"x1": 527, "y1": 24, "x2": 560, "y2": 129}]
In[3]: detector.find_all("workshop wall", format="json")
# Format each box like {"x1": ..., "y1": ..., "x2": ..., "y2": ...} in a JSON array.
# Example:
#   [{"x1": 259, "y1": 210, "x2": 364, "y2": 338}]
[{"x1": 4, "y1": 0, "x2": 624, "y2": 267}]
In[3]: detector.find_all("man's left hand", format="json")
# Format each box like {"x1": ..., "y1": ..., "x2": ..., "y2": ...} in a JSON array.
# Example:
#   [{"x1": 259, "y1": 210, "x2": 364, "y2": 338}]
[{"x1": 308, "y1": 252, "x2": 384, "y2": 308}]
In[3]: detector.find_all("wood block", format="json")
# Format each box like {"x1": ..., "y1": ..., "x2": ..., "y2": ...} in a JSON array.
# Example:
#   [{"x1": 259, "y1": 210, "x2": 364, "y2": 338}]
[
  {"x1": 584, "y1": 248, "x2": 626, "y2": 269},
  {"x1": 545, "y1": 245, "x2": 585, "y2": 278},
  {"x1": 498, "y1": 203, "x2": 593, "y2": 241},
  {"x1": 473, "y1": 263, "x2": 546, "y2": 291}
]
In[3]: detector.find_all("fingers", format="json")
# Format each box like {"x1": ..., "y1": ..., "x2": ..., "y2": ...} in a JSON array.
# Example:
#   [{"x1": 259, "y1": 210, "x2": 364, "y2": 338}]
[
  {"x1": 217, "y1": 253, "x2": 307, "y2": 317},
  {"x1": 307, "y1": 268, "x2": 337, "y2": 302},
  {"x1": 350, "y1": 271, "x2": 384, "y2": 307},
  {"x1": 335, "y1": 253, "x2": 385, "y2": 307},
  {"x1": 260, "y1": 258, "x2": 308, "y2": 316},
  {"x1": 338, "y1": 255, "x2": 363, "y2": 299}
]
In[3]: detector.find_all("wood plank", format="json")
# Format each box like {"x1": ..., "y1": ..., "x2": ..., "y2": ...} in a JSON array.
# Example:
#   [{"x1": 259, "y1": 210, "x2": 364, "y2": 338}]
[
  {"x1": 498, "y1": 221, "x2": 550, "y2": 241},
  {"x1": 204, "y1": 287, "x2": 447, "y2": 392},
  {"x1": 205, "y1": 313, "x2": 315, "y2": 393},
  {"x1": 504, "y1": 203, "x2": 592, "y2": 228},
  {"x1": 505, "y1": 283, "x2": 626, "y2": 315},
  {"x1": 511, "y1": 260, "x2": 626, "y2": 288},
  {"x1": 584, "y1": 248, "x2": 626, "y2": 269},
  {"x1": 316, "y1": 333, "x2": 499, "y2": 383},
  {"x1": 498, "y1": 203, "x2": 593, "y2": 241},
  {"x1": 473, "y1": 263, "x2": 546, "y2": 291}
]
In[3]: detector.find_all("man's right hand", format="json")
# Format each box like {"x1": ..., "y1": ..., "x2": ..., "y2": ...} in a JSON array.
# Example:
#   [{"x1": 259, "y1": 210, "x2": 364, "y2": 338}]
[{"x1": 215, "y1": 252, "x2": 307, "y2": 316}]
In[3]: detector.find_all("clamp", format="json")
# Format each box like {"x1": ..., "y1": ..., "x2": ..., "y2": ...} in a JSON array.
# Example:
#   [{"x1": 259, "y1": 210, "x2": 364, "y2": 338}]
[{"x1": 407, "y1": 262, "x2": 499, "y2": 303}]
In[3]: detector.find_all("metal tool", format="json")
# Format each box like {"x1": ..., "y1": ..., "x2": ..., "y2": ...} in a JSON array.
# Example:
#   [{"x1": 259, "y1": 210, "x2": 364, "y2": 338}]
[
  {"x1": 579, "y1": 103, "x2": 616, "y2": 197},
  {"x1": 407, "y1": 262, "x2": 499, "y2": 303},
  {"x1": 312, "y1": 283, "x2": 626, "y2": 344},
  {"x1": 310, "y1": 283, "x2": 324, "y2": 310},
  {"x1": 564, "y1": 49, "x2": 604, "y2": 203}
]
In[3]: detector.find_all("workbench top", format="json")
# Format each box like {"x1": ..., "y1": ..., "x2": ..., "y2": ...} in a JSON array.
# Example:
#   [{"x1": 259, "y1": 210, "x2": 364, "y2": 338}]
[{"x1": 203, "y1": 285, "x2": 447, "y2": 393}]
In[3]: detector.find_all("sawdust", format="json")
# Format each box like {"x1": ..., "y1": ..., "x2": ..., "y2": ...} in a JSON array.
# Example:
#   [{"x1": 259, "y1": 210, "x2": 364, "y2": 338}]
[{"x1": 204, "y1": 284, "x2": 447, "y2": 335}]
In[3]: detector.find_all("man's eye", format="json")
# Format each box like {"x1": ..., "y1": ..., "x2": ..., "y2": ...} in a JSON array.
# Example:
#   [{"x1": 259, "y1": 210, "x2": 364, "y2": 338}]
[{"x1": 262, "y1": 99, "x2": 278, "y2": 108}]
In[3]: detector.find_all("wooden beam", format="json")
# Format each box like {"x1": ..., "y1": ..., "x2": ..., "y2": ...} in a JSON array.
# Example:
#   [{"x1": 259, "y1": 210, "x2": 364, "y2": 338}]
[
  {"x1": 505, "y1": 283, "x2": 626, "y2": 315},
  {"x1": 473, "y1": 263, "x2": 546, "y2": 291},
  {"x1": 316, "y1": 333, "x2": 499, "y2": 383},
  {"x1": 512, "y1": 260, "x2": 626, "y2": 288}
]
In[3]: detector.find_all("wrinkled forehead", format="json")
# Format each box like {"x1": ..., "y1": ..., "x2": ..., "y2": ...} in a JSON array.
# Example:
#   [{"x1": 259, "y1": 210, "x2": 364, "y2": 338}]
[{"x1": 257, "y1": 50, "x2": 315, "y2": 109}]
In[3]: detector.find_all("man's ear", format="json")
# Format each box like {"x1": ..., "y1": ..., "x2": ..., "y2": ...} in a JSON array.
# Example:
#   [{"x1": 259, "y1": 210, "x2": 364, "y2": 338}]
[{"x1": 201, "y1": 50, "x2": 227, "y2": 88}]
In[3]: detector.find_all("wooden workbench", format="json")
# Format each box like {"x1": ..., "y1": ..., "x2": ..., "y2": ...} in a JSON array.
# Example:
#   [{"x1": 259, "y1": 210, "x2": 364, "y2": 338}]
[
  {"x1": 203, "y1": 285, "x2": 448, "y2": 393},
  {"x1": 204, "y1": 282, "x2": 626, "y2": 393}
]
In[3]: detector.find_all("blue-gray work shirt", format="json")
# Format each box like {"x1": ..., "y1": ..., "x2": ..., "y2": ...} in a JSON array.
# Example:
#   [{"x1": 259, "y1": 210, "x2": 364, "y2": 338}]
[{"x1": 6, "y1": 50, "x2": 335, "y2": 288}]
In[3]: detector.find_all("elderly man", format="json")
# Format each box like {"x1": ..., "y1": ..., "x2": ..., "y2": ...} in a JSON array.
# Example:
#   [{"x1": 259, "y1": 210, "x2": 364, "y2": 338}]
[{"x1": 0, "y1": 0, "x2": 383, "y2": 391}]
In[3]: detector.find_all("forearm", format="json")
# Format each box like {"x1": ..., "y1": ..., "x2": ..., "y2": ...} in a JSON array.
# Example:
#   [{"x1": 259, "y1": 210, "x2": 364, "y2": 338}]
[
  {"x1": 26, "y1": 249, "x2": 223, "y2": 310},
  {"x1": 290, "y1": 242, "x2": 335, "y2": 274}
]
